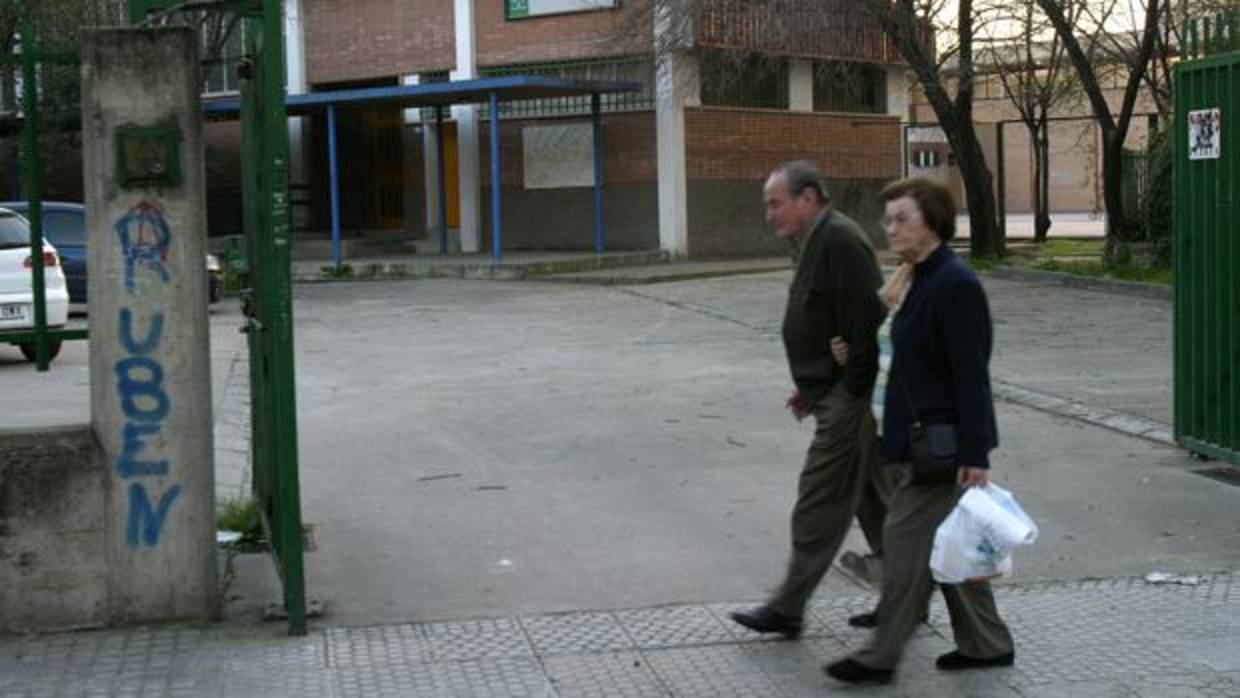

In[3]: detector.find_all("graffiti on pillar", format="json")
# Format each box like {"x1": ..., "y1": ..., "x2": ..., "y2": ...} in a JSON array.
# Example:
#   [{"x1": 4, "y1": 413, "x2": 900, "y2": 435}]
[
  {"x1": 114, "y1": 200, "x2": 171, "y2": 291},
  {"x1": 113, "y1": 200, "x2": 180, "y2": 548}
]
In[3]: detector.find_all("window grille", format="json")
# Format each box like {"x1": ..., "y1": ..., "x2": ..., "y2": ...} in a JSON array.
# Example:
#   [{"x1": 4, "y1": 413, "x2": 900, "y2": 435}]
[{"x1": 812, "y1": 60, "x2": 886, "y2": 114}]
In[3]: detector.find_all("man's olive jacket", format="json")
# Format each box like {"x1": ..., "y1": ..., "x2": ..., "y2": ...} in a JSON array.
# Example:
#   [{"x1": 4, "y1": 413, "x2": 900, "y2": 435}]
[{"x1": 781, "y1": 208, "x2": 886, "y2": 407}]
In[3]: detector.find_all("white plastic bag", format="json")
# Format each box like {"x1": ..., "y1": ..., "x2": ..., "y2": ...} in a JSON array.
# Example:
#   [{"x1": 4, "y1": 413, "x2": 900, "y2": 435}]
[{"x1": 930, "y1": 483, "x2": 1038, "y2": 584}]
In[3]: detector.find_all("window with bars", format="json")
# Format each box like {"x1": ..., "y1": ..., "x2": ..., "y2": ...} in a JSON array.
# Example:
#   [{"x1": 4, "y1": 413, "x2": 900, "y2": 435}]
[
  {"x1": 482, "y1": 57, "x2": 654, "y2": 118},
  {"x1": 200, "y1": 17, "x2": 245, "y2": 96},
  {"x1": 812, "y1": 60, "x2": 886, "y2": 114},
  {"x1": 416, "y1": 59, "x2": 653, "y2": 121},
  {"x1": 699, "y1": 53, "x2": 789, "y2": 110}
]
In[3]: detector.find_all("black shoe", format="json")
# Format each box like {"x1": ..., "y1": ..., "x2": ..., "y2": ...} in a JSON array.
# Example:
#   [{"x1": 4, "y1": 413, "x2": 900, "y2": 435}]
[
  {"x1": 824, "y1": 658, "x2": 894, "y2": 685},
  {"x1": 847, "y1": 610, "x2": 879, "y2": 628},
  {"x1": 935, "y1": 650, "x2": 1015, "y2": 671},
  {"x1": 729, "y1": 606, "x2": 802, "y2": 639}
]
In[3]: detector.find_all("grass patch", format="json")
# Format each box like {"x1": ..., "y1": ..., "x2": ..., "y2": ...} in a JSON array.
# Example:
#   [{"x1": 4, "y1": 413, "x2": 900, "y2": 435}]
[
  {"x1": 321, "y1": 264, "x2": 354, "y2": 279},
  {"x1": 217, "y1": 496, "x2": 265, "y2": 548},
  {"x1": 966, "y1": 254, "x2": 1003, "y2": 272},
  {"x1": 1034, "y1": 259, "x2": 1172, "y2": 286},
  {"x1": 1038, "y1": 238, "x2": 1104, "y2": 257}
]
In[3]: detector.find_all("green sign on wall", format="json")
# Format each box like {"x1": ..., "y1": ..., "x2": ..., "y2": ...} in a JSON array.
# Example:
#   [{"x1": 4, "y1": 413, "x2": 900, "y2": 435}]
[{"x1": 505, "y1": 0, "x2": 615, "y2": 20}]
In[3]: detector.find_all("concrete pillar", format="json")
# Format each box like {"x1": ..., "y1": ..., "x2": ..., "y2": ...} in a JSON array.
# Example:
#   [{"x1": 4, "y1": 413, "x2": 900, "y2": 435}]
[
  {"x1": 422, "y1": 124, "x2": 444, "y2": 234},
  {"x1": 655, "y1": 49, "x2": 698, "y2": 258},
  {"x1": 453, "y1": 0, "x2": 481, "y2": 253},
  {"x1": 400, "y1": 73, "x2": 437, "y2": 236},
  {"x1": 81, "y1": 28, "x2": 218, "y2": 624},
  {"x1": 284, "y1": 0, "x2": 309, "y2": 230},
  {"x1": 886, "y1": 65, "x2": 910, "y2": 121},
  {"x1": 789, "y1": 59, "x2": 813, "y2": 112}
]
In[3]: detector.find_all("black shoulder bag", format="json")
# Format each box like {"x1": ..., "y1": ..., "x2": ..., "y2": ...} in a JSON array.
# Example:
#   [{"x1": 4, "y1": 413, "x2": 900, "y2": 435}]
[{"x1": 893, "y1": 353, "x2": 959, "y2": 485}]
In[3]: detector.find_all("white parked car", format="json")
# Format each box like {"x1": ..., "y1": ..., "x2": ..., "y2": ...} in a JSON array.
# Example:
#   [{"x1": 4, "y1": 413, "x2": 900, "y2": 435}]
[{"x1": 0, "y1": 206, "x2": 70, "y2": 361}]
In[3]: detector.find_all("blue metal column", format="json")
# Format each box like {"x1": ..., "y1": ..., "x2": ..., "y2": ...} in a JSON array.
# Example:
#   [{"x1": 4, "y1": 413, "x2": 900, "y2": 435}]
[
  {"x1": 489, "y1": 91, "x2": 502, "y2": 261},
  {"x1": 435, "y1": 106, "x2": 449, "y2": 255},
  {"x1": 591, "y1": 93, "x2": 604, "y2": 255},
  {"x1": 327, "y1": 104, "x2": 342, "y2": 269}
]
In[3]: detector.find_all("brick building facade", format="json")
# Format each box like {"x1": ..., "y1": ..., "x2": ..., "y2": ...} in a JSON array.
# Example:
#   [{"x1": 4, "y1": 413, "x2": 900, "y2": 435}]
[{"x1": 272, "y1": 0, "x2": 911, "y2": 258}]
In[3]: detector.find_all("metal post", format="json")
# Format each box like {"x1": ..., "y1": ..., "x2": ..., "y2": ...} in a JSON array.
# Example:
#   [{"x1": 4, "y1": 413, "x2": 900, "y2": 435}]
[
  {"x1": 20, "y1": 26, "x2": 48, "y2": 371},
  {"x1": 995, "y1": 121, "x2": 1006, "y2": 242},
  {"x1": 591, "y1": 93, "x2": 604, "y2": 255},
  {"x1": 435, "y1": 105, "x2": 448, "y2": 255},
  {"x1": 901, "y1": 124, "x2": 910, "y2": 178},
  {"x1": 489, "y1": 91, "x2": 501, "y2": 261},
  {"x1": 327, "y1": 104, "x2": 341, "y2": 270}
]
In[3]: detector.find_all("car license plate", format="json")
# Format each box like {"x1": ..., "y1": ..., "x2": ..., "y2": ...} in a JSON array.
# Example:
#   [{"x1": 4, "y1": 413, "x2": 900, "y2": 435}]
[{"x1": 0, "y1": 304, "x2": 26, "y2": 321}]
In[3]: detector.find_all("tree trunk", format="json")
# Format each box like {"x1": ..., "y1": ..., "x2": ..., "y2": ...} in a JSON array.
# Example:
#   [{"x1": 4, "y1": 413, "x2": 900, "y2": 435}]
[
  {"x1": 1100, "y1": 127, "x2": 1134, "y2": 263},
  {"x1": 1033, "y1": 122, "x2": 1051, "y2": 243},
  {"x1": 952, "y1": 130, "x2": 1004, "y2": 258}
]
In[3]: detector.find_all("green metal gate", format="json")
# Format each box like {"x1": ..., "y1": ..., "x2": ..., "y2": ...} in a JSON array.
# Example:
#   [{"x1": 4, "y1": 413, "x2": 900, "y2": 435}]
[
  {"x1": 128, "y1": 0, "x2": 306, "y2": 634},
  {"x1": 1174, "y1": 14, "x2": 1240, "y2": 465},
  {"x1": 237, "y1": 0, "x2": 307, "y2": 636}
]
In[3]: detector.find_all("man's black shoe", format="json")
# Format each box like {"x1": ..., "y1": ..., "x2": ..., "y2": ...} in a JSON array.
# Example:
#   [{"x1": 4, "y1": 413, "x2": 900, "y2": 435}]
[
  {"x1": 728, "y1": 606, "x2": 802, "y2": 639},
  {"x1": 935, "y1": 650, "x2": 1015, "y2": 671},
  {"x1": 847, "y1": 610, "x2": 879, "y2": 628},
  {"x1": 824, "y1": 658, "x2": 894, "y2": 685}
]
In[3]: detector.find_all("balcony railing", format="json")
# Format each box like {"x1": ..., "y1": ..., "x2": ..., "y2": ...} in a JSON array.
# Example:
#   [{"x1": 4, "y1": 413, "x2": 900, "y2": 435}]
[{"x1": 696, "y1": 0, "x2": 929, "y2": 64}]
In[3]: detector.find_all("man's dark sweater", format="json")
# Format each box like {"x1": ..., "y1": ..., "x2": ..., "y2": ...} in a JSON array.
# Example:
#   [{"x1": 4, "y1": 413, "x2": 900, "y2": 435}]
[
  {"x1": 782, "y1": 208, "x2": 886, "y2": 407},
  {"x1": 881, "y1": 244, "x2": 999, "y2": 468}
]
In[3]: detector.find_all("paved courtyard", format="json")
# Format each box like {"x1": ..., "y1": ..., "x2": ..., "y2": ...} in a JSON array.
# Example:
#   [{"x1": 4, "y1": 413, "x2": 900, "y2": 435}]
[{"x1": 2, "y1": 268, "x2": 1237, "y2": 696}]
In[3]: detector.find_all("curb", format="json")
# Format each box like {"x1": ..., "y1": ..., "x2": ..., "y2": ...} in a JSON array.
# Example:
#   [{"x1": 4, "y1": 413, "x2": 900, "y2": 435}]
[
  {"x1": 993, "y1": 380, "x2": 1175, "y2": 447},
  {"x1": 291, "y1": 251, "x2": 671, "y2": 284},
  {"x1": 544, "y1": 263, "x2": 792, "y2": 286},
  {"x1": 985, "y1": 267, "x2": 1172, "y2": 301}
]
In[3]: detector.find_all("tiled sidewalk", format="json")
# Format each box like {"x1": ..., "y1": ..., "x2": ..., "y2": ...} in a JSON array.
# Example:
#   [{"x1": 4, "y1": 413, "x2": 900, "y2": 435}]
[{"x1": 2, "y1": 574, "x2": 1237, "y2": 697}]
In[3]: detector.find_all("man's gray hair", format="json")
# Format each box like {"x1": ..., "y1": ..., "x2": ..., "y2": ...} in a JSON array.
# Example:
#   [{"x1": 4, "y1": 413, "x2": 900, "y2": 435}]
[{"x1": 771, "y1": 160, "x2": 829, "y2": 205}]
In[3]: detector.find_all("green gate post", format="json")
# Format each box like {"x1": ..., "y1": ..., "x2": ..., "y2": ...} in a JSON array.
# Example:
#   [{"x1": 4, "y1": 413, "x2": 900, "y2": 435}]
[
  {"x1": 239, "y1": 0, "x2": 306, "y2": 636},
  {"x1": 18, "y1": 23, "x2": 49, "y2": 370}
]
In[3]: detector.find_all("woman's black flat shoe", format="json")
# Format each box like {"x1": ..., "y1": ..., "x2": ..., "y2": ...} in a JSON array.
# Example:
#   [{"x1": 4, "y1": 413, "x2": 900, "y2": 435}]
[{"x1": 824, "y1": 658, "x2": 894, "y2": 685}]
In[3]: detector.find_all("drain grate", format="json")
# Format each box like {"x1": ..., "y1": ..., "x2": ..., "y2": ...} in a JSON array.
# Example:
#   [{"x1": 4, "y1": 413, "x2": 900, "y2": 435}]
[{"x1": 1194, "y1": 466, "x2": 1240, "y2": 487}]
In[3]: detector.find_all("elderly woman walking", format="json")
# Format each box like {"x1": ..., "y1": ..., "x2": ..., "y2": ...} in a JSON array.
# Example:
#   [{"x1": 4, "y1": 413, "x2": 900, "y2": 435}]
[{"x1": 825, "y1": 178, "x2": 1015, "y2": 685}]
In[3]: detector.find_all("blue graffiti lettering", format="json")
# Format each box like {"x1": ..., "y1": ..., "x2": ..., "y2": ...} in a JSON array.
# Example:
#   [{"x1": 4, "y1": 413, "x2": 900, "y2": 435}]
[
  {"x1": 115, "y1": 356, "x2": 170, "y2": 422},
  {"x1": 114, "y1": 201, "x2": 171, "y2": 291},
  {"x1": 126, "y1": 482, "x2": 182, "y2": 547},
  {"x1": 117, "y1": 422, "x2": 169, "y2": 478},
  {"x1": 119, "y1": 308, "x2": 164, "y2": 355}
]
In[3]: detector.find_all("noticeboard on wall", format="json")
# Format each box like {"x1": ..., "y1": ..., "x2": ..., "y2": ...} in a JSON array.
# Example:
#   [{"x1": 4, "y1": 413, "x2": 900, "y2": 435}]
[
  {"x1": 523, "y1": 123, "x2": 595, "y2": 189},
  {"x1": 506, "y1": 0, "x2": 617, "y2": 20}
]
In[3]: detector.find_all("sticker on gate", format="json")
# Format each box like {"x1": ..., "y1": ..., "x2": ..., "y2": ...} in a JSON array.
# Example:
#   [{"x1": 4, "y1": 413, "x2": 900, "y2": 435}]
[{"x1": 1189, "y1": 109, "x2": 1221, "y2": 161}]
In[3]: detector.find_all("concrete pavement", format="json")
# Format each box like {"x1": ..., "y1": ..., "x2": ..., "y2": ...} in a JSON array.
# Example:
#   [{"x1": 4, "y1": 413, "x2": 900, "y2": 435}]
[
  {"x1": 2, "y1": 574, "x2": 1238, "y2": 696},
  {"x1": 2, "y1": 265, "x2": 1238, "y2": 696}
]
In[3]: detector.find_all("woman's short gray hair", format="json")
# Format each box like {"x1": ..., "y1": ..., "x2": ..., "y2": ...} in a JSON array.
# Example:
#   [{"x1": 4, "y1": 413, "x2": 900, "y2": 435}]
[{"x1": 772, "y1": 160, "x2": 829, "y2": 205}]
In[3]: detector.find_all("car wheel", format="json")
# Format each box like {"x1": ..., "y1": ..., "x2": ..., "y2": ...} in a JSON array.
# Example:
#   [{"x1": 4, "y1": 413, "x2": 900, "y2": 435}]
[{"x1": 19, "y1": 340, "x2": 63, "y2": 363}]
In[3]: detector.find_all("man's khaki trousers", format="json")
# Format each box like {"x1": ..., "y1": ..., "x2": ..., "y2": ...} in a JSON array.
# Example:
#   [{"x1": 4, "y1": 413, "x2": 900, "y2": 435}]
[{"x1": 768, "y1": 382, "x2": 890, "y2": 618}]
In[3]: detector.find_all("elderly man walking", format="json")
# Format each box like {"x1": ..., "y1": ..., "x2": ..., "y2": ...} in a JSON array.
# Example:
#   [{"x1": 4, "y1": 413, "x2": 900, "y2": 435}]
[{"x1": 730, "y1": 160, "x2": 889, "y2": 638}]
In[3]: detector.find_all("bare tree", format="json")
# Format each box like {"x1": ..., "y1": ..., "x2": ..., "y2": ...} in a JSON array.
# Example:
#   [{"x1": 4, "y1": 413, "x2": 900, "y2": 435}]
[
  {"x1": 867, "y1": 0, "x2": 1006, "y2": 256},
  {"x1": 1088, "y1": 0, "x2": 1230, "y2": 119},
  {"x1": 978, "y1": 0, "x2": 1082, "y2": 242},
  {"x1": 1034, "y1": 0, "x2": 1162, "y2": 262}
]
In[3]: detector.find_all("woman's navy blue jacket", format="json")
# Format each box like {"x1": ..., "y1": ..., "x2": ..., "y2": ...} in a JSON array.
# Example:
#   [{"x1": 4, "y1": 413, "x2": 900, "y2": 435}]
[{"x1": 881, "y1": 244, "x2": 999, "y2": 468}]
